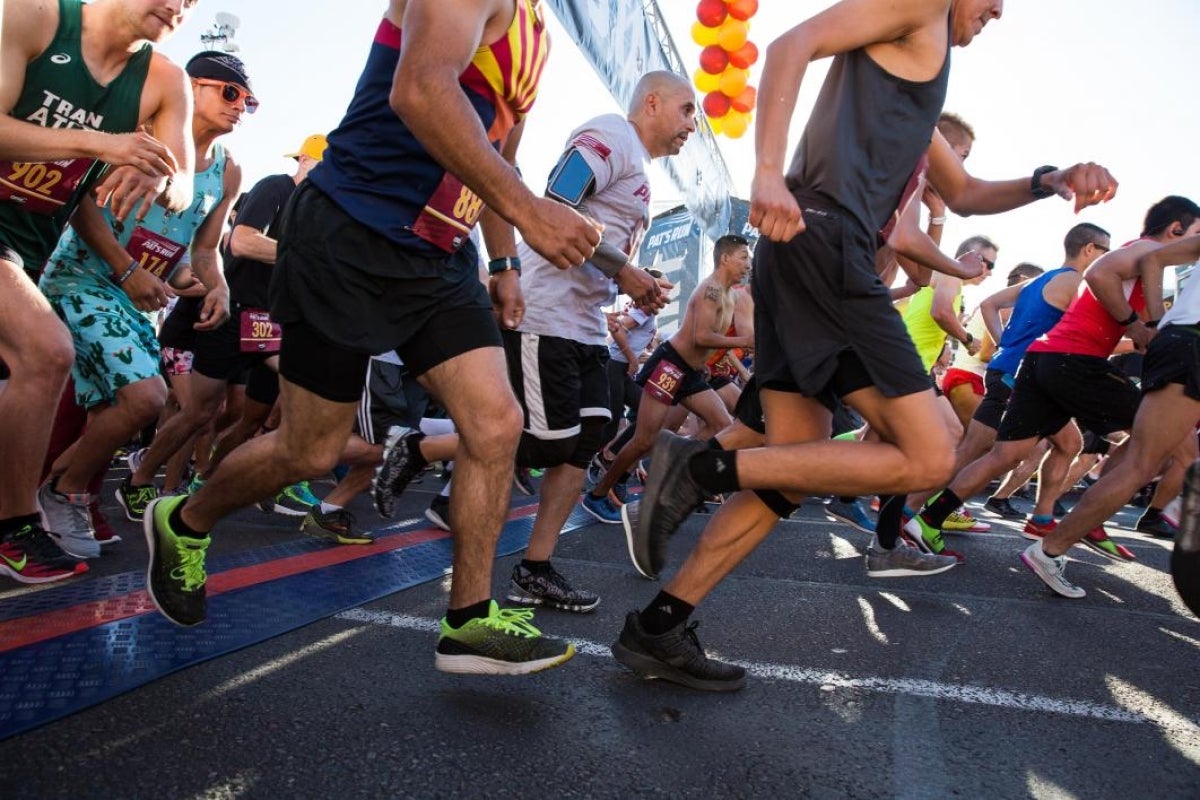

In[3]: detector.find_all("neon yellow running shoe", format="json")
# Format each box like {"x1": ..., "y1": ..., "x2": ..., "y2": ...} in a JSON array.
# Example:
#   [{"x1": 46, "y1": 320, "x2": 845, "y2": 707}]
[
  {"x1": 144, "y1": 495, "x2": 211, "y2": 626},
  {"x1": 942, "y1": 509, "x2": 991, "y2": 533},
  {"x1": 435, "y1": 601, "x2": 575, "y2": 675}
]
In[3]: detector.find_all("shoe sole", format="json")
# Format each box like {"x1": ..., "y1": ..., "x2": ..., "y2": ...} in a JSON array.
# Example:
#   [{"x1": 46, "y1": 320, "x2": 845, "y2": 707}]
[
  {"x1": 1019, "y1": 551, "x2": 1086, "y2": 598},
  {"x1": 47, "y1": 532, "x2": 100, "y2": 560},
  {"x1": 825, "y1": 509, "x2": 875, "y2": 535},
  {"x1": 1080, "y1": 538, "x2": 1136, "y2": 562},
  {"x1": 259, "y1": 503, "x2": 309, "y2": 518},
  {"x1": 143, "y1": 499, "x2": 204, "y2": 627},
  {"x1": 372, "y1": 429, "x2": 420, "y2": 518},
  {"x1": 0, "y1": 562, "x2": 86, "y2": 584},
  {"x1": 635, "y1": 433, "x2": 705, "y2": 579},
  {"x1": 424, "y1": 508, "x2": 451, "y2": 532},
  {"x1": 942, "y1": 523, "x2": 991, "y2": 533},
  {"x1": 866, "y1": 560, "x2": 956, "y2": 578},
  {"x1": 505, "y1": 588, "x2": 600, "y2": 613},
  {"x1": 621, "y1": 502, "x2": 656, "y2": 580},
  {"x1": 434, "y1": 644, "x2": 576, "y2": 675},
  {"x1": 611, "y1": 641, "x2": 746, "y2": 692}
]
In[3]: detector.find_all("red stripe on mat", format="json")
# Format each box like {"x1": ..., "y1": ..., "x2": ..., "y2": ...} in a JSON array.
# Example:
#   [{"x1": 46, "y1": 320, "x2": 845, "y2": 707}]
[{"x1": 0, "y1": 504, "x2": 539, "y2": 653}]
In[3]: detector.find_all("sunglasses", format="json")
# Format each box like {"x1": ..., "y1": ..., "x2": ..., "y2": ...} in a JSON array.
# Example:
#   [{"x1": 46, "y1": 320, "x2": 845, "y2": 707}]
[
  {"x1": 194, "y1": 79, "x2": 259, "y2": 114},
  {"x1": 982, "y1": 257, "x2": 995, "y2": 271},
  {"x1": 1092, "y1": 243, "x2": 1110, "y2": 253}
]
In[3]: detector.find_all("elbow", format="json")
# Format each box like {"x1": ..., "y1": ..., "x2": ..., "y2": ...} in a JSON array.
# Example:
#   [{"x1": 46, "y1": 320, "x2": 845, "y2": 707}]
[{"x1": 389, "y1": 77, "x2": 427, "y2": 122}]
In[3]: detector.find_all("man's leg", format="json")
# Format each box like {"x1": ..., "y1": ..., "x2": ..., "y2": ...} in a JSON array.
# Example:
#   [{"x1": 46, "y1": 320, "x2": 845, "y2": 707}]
[
  {"x1": 1029, "y1": 422, "x2": 1083, "y2": 520},
  {"x1": 908, "y1": 418, "x2": 997, "y2": 512},
  {"x1": 590, "y1": 393, "x2": 672, "y2": 498},
  {"x1": 681, "y1": 388, "x2": 733, "y2": 441},
  {"x1": 129, "y1": 372, "x2": 229, "y2": 488}
]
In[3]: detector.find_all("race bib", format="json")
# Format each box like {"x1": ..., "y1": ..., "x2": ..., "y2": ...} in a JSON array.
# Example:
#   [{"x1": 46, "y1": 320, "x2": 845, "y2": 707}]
[
  {"x1": 410, "y1": 173, "x2": 484, "y2": 253},
  {"x1": 0, "y1": 158, "x2": 92, "y2": 216},
  {"x1": 644, "y1": 360, "x2": 685, "y2": 405},
  {"x1": 239, "y1": 308, "x2": 281, "y2": 353},
  {"x1": 125, "y1": 226, "x2": 186, "y2": 281}
]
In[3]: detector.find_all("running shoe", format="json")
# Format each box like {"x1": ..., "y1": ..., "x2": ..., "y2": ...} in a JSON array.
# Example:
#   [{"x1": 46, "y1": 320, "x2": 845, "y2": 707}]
[
  {"x1": 582, "y1": 491, "x2": 622, "y2": 525},
  {"x1": 258, "y1": 481, "x2": 319, "y2": 517},
  {"x1": 513, "y1": 467, "x2": 537, "y2": 497},
  {"x1": 38, "y1": 482, "x2": 99, "y2": 559},
  {"x1": 865, "y1": 538, "x2": 957, "y2": 577},
  {"x1": 634, "y1": 432, "x2": 709, "y2": 579},
  {"x1": 0, "y1": 523, "x2": 87, "y2": 584},
  {"x1": 1053, "y1": 499, "x2": 1069, "y2": 518},
  {"x1": 116, "y1": 475, "x2": 157, "y2": 522},
  {"x1": 902, "y1": 514, "x2": 964, "y2": 562},
  {"x1": 373, "y1": 428, "x2": 426, "y2": 518},
  {"x1": 1022, "y1": 517, "x2": 1058, "y2": 541},
  {"x1": 1172, "y1": 462, "x2": 1200, "y2": 616},
  {"x1": 1020, "y1": 541, "x2": 1086, "y2": 599},
  {"x1": 611, "y1": 480, "x2": 630, "y2": 506},
  {"x1": 983, "y1": 496, "x2": 1023, "y2": 520},
  {"x1": 144, "y1": 496, "x2": 211, "y2": 626},
  {"x1": 89, "y1": 499, "x2": 121, "y2": 546},
  {"x1": 825, "y1": 498, "x2": 875, "y2": 534},
  {"x1": 425, "y1": 495, "x2": 451, "y2": 532},
  {"x1": 434, "y1": 601, "x2": 575, "y2": 675},
  {"x1": 1136, "y1": 510, "x2": 1178, "y2": 539},
  {"x1": 586, "y1": 451, "x2": 613, "y2": 488},
  {"x1": 941, "y1": 509, "x2": 990, "y2": 533},
  {"x1": 1081, "y1": 526, "x2": 1136, "y2": 562},
  {"x1": 301, "y1": 507, "x2": 375, "y2": 545},
  {"x1": 186, "y1": 473, "x2": 205, "y2": 495},
  {"x1": 611, "y1": 611, "x2": 745, "y2": 692},
  {"x1": 126, "y1": 446, "x2": 148, "y2": 475},
  {"x1": 507, "y1": 563, "x2": 600, "y2": 612},
  {"x1": 1163, "y1": 495, "x2": 1182, "y2": 530}
]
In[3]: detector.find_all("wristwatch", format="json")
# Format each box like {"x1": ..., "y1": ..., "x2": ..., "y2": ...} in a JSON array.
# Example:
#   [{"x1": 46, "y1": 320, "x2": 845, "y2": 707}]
[{"x1": 1031, "y1": 165, "x2": 1059, "y2": 200}]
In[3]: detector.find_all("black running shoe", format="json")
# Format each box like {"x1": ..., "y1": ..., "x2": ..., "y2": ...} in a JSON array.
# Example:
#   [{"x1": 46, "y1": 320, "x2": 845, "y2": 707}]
[
  {"x1": 372, "y1": 428, "x2": 426, "y2": 518},
  {"x1": 1171, "y1": 462, "x2": 1200, "y2": 617},
  {"x1": 611, "y1": 611, "x2": 745, "y2": 692},
  {"x1": 633, "y1": 432, "x2": 708, "y2": 579},
  {"x1": 507, "y1": 563, "x2": 599, "y2": 612},
  {"x1": 144, "y1": 496, "x2": 210, "y2": 627},
  {"x1": 983, "y1": 496, "x2": 1022, "y2": 519}
]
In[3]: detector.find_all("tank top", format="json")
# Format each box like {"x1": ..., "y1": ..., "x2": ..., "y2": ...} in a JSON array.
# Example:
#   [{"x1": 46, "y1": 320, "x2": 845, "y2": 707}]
[
  {"x1": 786, "y1": 34, "x2": 950, "y2": 234},
  {"x1": 41, "y1": 144, "x2": 228, "y2": 297},
  {"x1": 987, "y1": 267, "x2": 1074, "y2": 375},
  {"x1": 903, "y1": 284, "x2": 962, "y2": 371},
  {"x1": 0, "y1": 0, "x2": 152, "y2": 271},
  {"x1": 1029, "y1": 278, "x2": 1146, "y2": 358},
  {"x1": 310, "y1": 0, "x2": 549, "y2": 260},
  {"x1": 1161, "y1": 259, "x2": 1199, "y2": 328}
]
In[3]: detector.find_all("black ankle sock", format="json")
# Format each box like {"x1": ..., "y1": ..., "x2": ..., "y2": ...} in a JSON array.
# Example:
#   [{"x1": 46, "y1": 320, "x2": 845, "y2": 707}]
[
  {"x1": 407, "y1": 433, "x2": 430, "y2": 470},
  {"x1": 0, "y1": 513, "x2": 40, "y2": 537},
  {"x1": 520, "y1": 558, "x2": 551, "y2": 575},
  {"x1": 446, "y1": 599, "x2": 492, "y2": 629},
  {"x1": 639, "y1": 591, "x2": 695, "y2": 635},
  {"x1": 876, "y1": 495, "x2": 906, "y2": 550},
  {"x1": 920, "y1": 489, "x2": 963, "y2": 529},
  {"x1": 167, "y1": 497, "x2": 207, "y2": 539},
  {"x1": 838, "y1": 496, "x2": 857, "y2": 505},
  {"x1": 688, "y1": 449, "x2": 739, "y2": 494},
  {"x1": 1142, "y1": 507, "x2": 1163, "y2": 520}
]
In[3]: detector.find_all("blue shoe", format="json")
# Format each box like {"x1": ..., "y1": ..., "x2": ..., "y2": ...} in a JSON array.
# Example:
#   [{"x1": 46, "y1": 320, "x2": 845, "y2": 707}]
[
  {"x1": 825, "y1": 498, "x2": 875, "y2": 534},
  {"x1": 581, "y1": 492, "x2": 622, "y2": 525},
  {"x1": 612, "y1": 480, "x2": 629, "y2": 505}
]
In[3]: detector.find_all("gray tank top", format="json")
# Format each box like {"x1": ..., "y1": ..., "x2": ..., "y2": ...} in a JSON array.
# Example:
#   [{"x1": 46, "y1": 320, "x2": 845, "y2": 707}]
[{"x1": 786, "y1": 36, "x2": 950, "y2": 234}]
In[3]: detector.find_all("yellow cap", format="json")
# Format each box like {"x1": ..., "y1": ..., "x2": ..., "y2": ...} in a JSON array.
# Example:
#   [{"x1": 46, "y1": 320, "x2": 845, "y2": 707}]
[{"x1": 284, "y1": 133, "x2": 328, "y2": 161}]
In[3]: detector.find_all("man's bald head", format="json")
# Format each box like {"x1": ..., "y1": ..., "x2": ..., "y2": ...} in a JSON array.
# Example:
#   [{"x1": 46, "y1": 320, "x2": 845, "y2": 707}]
[{"x1": 628, "y1": 71, "x2": 692, "y2": 115}]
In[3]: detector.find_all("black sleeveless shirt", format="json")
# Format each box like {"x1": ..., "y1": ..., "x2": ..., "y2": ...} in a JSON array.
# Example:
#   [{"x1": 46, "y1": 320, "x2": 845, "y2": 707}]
[{"x1": 786, "y1": 33, "x2": 950, "y2": 234}]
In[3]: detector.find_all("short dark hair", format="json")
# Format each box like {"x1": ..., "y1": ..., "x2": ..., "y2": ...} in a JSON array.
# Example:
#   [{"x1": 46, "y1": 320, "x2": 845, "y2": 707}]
[
  {"x1": 714, "y1": 234, "x2": 750, "y2": 267},
  {"x1": 1006, "y1": 262, "x2": 1043, "y2": 286},
  {"x1": 937, "y1": 112, "x2": 975, "y2": 145},
  {"x1": 1062, "y1": 222, "x2": 1109, "y2": 258},
  {"x1": 1142, "y1": 196, "x2": 1200, "y2": 237},
  {"x1": 955, "y1": 235, "x2": 997, "y2": 258}
]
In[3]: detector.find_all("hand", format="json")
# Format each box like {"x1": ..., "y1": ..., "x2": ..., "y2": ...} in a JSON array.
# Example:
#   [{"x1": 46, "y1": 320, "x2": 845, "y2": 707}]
[
  {"x1": 749, "y1": 169, "x2": 804, "y2": 242},
  {"x1": 1126, "y1": 320, "x2": 1156, "y2": 351},
  {"x1": 93, "y1": 166, "x2": 169, "y2": 223},
  {"x1": 626, "y1": 360, "x2": 638, "y2": 377},
  {"x1": 489, "y1": 269, "x2": 525, "y2": 329},
  {"x1": 193, "y1": 285, "x2": 230, "y2": 331},
  {"x1": 518, "y1": 198, "x2": 603, "y2": 269},
  {"x1": 954, "y1": 250, "x2": 985, "y2": 280},
  {"x1": 615, "y1": 265, "x2": 665, "y2": 312},
  {"x1": 97, "y1": 130, "x2": 178, "y2": 177},
  {"x1": 963, "y1": 337, "x2": 982, "y2": 357},
  {"x1": 120, "y1": 266, "x2": 169, "y2": 312},
  {"x1": 1044, "y1": 163, "x2": 1119, "y2": 213},
  {"x1": 171, "y1": 277, "x2": 209, "y2": 298},
  {"x1": 922, "y1": 182, "x2": 946, "y2": 218}
]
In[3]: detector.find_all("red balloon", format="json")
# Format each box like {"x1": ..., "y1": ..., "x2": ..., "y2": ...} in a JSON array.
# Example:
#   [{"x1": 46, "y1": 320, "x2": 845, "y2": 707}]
[
  {"x1": 699, "y1": 45, "x2": 729, "y2": 75},
  {"x1": 696, "y1": 0, "x2": 727, "y2": 27},
  {"x1": 727, "y1": 0, "x2": 758, "y2": 21},
  {"x1": 727, "y1": 40, "x2": 758, "y2": 69},
  {"x1": 703, "y1": 91, "x2": 731, "y2": 119},
  {"x1": 730, "y1": 85, "x2": 757, "y2": 113}
]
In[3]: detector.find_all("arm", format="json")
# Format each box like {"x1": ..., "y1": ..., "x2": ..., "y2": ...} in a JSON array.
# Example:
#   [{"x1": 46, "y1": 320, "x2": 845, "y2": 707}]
[
  {"x1": 927, "y1": 129, "x2": 1118, "y2": 216},
  {"x1": 390, "y1": 0, "x2": 600, "y2": 268},
  {"x1": 229, "y1": 224, "x2": 278, "y2": 264},
  {"x1": 978, "y1": 280, "x2": 1026, "y2": 344},
  {"x1": 189, "y1": 156, "x2": 240, "y2": 331},
  {"x1": 887, "y1": 170, "x2": 984, "y2": 281},
  {"x1": 1136, "y1": 234, "x2": 1200, "y2": 322},
  {"x1": 1085, "y1": 242, "x2": 1154, "y2": 348},
  {"x1": 691, "y1": 286, "x2": 754, "y2": 350},
  {"x1": 67, "y1": 196, "x2": 168, "y2": 312},
  {"x1": 930, "y1": 274, "x2": 977, "y2": 353},
  {"x1": 483, "y1": 120, "x2": 524, "y2": 329}
]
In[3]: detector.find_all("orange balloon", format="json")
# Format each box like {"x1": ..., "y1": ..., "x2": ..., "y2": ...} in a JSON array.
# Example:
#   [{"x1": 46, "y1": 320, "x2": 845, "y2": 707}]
[
  {"x1": 691, "y1": 20, "x2": 720, "y2": 47},
  {"x1": 727, "y1": 0, "x2": 758, "y2": 21},
  {"x1": 730, "y1": 85, "x2": 757, "y2": 113},
  {"x1": 716, "y1": 18, "x2": 748, "y2": 51},
  {"x1": 727, "y1": 40, "x2": 758, "y2": 69},
  {"x1": 724, "y1": 111, "x2": 749, "y2": 139},
  {"x1": 718, "y1": 67, "x2": 749, "y2": 97},
  {"x1": 693, "y1": 68, "x2": 721, "y2": 94}
]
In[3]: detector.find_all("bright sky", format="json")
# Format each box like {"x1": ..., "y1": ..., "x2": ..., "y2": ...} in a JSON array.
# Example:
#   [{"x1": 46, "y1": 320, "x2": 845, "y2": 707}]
[{"x1": 157, "y1": 1, "x2": 1200, "y2": 301}]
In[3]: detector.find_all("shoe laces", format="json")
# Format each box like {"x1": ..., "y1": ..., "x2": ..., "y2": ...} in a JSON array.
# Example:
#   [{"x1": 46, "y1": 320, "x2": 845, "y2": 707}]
[
  {"x1": 130, "y1": 483, "x2": 158, "y2": 505},
  {"x1": 168, "y1": 539, "x2": 209, "y2": 592},
  {"x1": 947, "y1": 511, "x2": 973, "y2": 524},
  {"x1": 482, "y1": 607, "x2": 542, "y2": 638}
]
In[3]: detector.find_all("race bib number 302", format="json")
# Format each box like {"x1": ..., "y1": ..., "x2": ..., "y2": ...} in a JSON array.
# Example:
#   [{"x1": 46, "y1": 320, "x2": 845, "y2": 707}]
[{"x1": 0, "y1": 158, "x2": 92, "y2": 215}]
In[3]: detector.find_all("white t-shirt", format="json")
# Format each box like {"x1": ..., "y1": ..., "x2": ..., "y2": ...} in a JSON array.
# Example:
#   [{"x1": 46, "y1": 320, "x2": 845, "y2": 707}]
[
  {"x1": 519, "y1": 114, "x2": 652, "y2": 345},
  {"x1": 608, "y1": 306, "x2": 656, "y2": 363},
  {"x1": 1160, "y1": 260, "x2": 1198, "y2": 327}
]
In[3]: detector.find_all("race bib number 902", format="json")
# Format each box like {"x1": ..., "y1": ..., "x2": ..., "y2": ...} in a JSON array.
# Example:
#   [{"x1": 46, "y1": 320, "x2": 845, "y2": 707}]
[{"x1": 0, "y1": 158, "x2": 91, "y2": 215}]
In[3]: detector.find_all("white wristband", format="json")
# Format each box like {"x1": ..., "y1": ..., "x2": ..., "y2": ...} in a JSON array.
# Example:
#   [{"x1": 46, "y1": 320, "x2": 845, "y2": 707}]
[{"x1": 929, "y1": 216, "x2": 947, "y2": 225}]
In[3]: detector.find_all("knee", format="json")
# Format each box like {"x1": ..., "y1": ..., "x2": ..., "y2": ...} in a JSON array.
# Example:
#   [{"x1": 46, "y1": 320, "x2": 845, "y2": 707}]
[
  {"x1": 19, "y1": 323, "x2": 74, "y2": 383},
  {"x1": 462, "y1": 399, "x2": 523, "y2": 462},
  {"x1": 120, "y1": 380, "x2": 168, "y2": 427},
  {"x1": 913, "y1": 447, "x2": 957, "y2": 489}
]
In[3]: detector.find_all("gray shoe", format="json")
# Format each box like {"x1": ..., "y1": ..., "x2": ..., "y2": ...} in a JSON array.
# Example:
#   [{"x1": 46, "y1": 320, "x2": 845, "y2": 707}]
[
  {"x1": 865, "y1": 539, "x2": 956, "y2": 577},
  {"x1": 38, "y1": 482, "x2": 100, "y2": 559},
  {"x1": 1020, "y1": 541, "x2": 1086, "y2": 599}
]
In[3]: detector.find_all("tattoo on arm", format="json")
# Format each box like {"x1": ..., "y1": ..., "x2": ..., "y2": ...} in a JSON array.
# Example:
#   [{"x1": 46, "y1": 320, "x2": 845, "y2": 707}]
[{"x1": 703, "y1": 285, "x2": 721, "y2": 302}]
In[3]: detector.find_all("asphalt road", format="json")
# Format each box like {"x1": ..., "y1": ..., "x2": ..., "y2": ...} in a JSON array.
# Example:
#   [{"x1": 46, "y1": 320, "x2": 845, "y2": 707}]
[{"x1": 1, "y1": 470, "x2": 1197, "y2": 799}]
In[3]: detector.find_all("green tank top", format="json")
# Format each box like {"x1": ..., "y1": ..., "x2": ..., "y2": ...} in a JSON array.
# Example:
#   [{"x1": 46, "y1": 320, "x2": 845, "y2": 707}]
[
  {"x1": 0, "y1": 0, "x2": 152, "y2": 274},
  {"x1": 902, "y1": 284, "x2": 964, "y2": 372}
]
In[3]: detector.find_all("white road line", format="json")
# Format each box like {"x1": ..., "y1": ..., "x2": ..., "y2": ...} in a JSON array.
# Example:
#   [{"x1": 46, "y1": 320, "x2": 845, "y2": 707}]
[{"x1": 334, "y1": 608, "x2": 1200, "y2": 735}]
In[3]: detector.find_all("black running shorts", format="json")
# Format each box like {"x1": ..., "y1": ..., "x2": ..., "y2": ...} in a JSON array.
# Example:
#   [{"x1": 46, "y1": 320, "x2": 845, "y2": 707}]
[
  {"x1": 996, "y1": 351, "x2": 1140, "y2": 442},
  {"x1": 1141, "y1": 324, "x2": 1200, "y2": 401}
]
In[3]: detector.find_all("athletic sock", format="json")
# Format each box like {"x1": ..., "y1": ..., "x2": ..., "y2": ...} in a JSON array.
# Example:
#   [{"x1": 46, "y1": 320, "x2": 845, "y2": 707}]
[
  {"x1": 319, "y1": 502, "x2": 342, "y2": 515},
  {"x1": 445, "y1": 598, "x2": 493, "y2": 629},
  {"x1": 639, "y1": 591, "x2": 695, "y2": 635},
  {"x1": 520, "y1": 558, "x2": 552, "y2": 575},
  {"x1": 876, "y1": 495, "x2": 906, "y2": 550},
  {"x1": 919, "y1": 489, "x2": 963, "y2": 529},
  {"x1": 406, "y1": 432, "x2": 430, "y2": 471},
  {"x1": 0, "y1": 513, "x2": 41, "y2": 538},
  {"x1": 1031, "y1": 514, "x2": 1053, "y2": 527},
  {"x1": 688, "y1": 448, "x2": 739, "y2": 494},
  {"x1": 167, "y1": 497, "x2": 208, "y2": 539}
]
